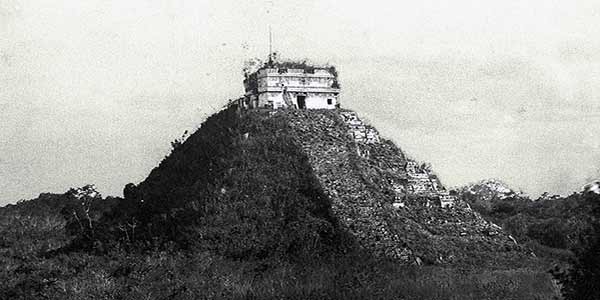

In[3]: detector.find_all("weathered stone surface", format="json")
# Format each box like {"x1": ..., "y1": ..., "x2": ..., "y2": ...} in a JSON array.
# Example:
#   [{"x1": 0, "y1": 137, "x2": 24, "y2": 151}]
[{"x1": 248, "y1": 109, "x2": 526, "y2": 265}]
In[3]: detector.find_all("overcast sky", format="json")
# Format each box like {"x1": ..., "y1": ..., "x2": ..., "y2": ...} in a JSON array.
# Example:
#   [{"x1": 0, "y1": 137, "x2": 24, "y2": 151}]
[{"x1": 2, "y1": 0, "x2": 600, "y2": 204}]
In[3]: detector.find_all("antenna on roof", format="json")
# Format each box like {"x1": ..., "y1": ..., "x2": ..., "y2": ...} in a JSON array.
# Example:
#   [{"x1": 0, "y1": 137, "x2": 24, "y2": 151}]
[
  {"x1": 268, "y1": 25, "x2": 274, "y2": 65},
  {"x1": 265, "y1": 0, "x2": 276, "y2": 65}
]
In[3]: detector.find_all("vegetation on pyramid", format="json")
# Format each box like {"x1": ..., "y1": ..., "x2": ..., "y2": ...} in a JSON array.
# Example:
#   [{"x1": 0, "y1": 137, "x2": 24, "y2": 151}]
[
  {"x1": 0, "y1": 105, "x2": 566, "y2": 299},
  {"x1": 82, "y1": 105, "x2": 527, "y2": 266},
  {"x1": 68, "y1": 107, "x2": 340, "y2": 259}
]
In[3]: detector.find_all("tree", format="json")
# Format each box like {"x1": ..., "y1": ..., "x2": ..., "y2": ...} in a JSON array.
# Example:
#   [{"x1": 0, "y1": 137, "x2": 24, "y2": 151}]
[{"x1": 61, "y1": 185, "x2": 101, "y2": 239}]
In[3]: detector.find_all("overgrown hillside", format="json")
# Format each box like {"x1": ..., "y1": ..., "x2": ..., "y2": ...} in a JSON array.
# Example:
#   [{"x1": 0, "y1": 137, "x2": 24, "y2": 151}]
[
  {"x1": 125, "y1": 107, "x2": 529, "y2": 266},
  {"x1": 126, "y1": 107, "x2": 340, "y2": 258},
  {"x1": 0, "y1": 107, "x2": 563, "y2": 299}
]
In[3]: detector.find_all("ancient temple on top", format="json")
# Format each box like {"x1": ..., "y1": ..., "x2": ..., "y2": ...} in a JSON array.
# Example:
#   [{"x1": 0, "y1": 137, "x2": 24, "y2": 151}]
[
  {"x1": 241, "y1": 53, "x2": 341, "y2": 110},
  {"x1": 231, "y1": 53, "x2": 455, "y2": 208}
]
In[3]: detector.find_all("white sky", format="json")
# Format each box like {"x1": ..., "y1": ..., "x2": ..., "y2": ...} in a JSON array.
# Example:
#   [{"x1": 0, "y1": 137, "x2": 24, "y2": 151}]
[{"x1": 2, "y1": 0, "x2": 600, "y2": 204}]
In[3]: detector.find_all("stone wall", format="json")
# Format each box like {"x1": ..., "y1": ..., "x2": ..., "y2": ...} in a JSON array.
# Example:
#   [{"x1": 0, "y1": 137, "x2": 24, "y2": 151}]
[
  {"x1": 272, "y1": 109, "x2": 411, "y2": 260},
  {"x1": 260, "y1": 109, "x2": 526, "y2": 265},
  {"x1": 340, "y1": 111, "x2": 380, "y2": 144}
]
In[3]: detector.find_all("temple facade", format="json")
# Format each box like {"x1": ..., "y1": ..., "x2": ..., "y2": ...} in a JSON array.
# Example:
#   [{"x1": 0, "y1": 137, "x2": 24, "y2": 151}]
[{"x1": 242, "y1": 59, "x2": 340, "y2": 110}]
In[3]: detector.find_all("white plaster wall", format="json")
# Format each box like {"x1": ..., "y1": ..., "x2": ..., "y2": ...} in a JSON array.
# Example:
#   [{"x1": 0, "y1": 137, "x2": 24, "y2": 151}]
[
  {"x1": 260, "y1": 74, "x2": 333, "y2": 89},
  {"x1": 258, "y1": 92, "x2": 338, "y2": 109},
  {"x1": 258, "y1": 92, "x2": 285, "y2": 108},
  {"x1": 303, "y1": 94, "x2": 337, "y2": 109}
]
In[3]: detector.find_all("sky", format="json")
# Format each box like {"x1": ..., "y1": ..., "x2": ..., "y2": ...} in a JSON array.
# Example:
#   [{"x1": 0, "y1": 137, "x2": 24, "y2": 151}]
[{"x1": 1, "y1": 0, "x2": 600, "y2": 204}]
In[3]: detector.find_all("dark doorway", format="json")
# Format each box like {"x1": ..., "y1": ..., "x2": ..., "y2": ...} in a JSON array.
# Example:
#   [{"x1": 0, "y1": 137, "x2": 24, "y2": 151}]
[{"x1": 297, "y1": 95, "x2": 306, "y2": 109}]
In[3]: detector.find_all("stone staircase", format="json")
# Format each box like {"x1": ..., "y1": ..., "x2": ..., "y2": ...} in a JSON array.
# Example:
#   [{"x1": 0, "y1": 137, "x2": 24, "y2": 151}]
[
  {"x1": 340, "y1": 111, "x2": 380, "y2": 144},
  {"x1": 267, "y1": 109, "x2": 524, "y2": 265}
]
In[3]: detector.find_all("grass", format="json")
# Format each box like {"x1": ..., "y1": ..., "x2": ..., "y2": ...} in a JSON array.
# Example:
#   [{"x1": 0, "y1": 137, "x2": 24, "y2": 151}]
[{"x1": 1, "y1": 245, "x2": 561, "y2": 300}]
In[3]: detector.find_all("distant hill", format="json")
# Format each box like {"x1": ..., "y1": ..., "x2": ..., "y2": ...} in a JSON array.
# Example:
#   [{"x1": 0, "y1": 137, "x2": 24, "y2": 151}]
[
  {"x1": 457, "y1": 179, "x2": 600, "y2": 263},
  {"x1": 458, "y1": 179, "x2": 521, "y2": 210},
  {"x1": 583, "y1": 180, "x2": 600, "y2": 194}
]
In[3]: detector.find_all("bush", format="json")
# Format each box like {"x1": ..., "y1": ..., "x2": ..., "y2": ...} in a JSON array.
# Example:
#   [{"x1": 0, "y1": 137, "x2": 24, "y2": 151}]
[{"x1": 553, "y1": 193, "x2": 600, "y2": 299}]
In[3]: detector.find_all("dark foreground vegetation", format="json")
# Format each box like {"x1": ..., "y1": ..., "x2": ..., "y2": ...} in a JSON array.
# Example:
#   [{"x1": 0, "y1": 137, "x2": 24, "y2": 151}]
[
  {"x1": 460, "y1": 181, "x2": 600, "y2": 299},
  {"x1": 0, "y1": 191, "x2": 559, "y2": 299},
  {"x1": 2, "y1": 107, "x2": 595, "y2": 299}
]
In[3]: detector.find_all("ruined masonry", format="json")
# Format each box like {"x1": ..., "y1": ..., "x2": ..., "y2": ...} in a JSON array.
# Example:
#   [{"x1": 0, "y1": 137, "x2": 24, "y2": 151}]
[
  {"x1": 224, "y1": 56, "x2": 524, "y2": 263},
  {"x1": 339, "y1": 110, "x2": 455, "y2": 208},
  {"x1": 280, "y1": 110, "x2": 413, "y2": 260},
  {"x1": 340, "y1": 111, "x2": 380, "y2": 144},
  {"x1": 240, "y1": 53, "x2": 340, "y2": 110},
  {"x1": 266, "y1": 109, "x2": 523, "y2": 264},
  {"x1": 233, "y1": 55, "x2": 456, "y2": 207}
]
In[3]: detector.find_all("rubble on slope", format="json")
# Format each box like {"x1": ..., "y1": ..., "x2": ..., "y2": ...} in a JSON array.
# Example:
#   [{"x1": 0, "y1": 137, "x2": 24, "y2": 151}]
[{"x1": 263, "y1": 109, "x2": 527, "y2": 265}]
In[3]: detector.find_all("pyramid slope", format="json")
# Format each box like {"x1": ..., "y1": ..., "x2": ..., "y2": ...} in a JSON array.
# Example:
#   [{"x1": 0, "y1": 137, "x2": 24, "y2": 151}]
[{"x1": 137, "y1": 106, "x2": 527, "y2": 265}]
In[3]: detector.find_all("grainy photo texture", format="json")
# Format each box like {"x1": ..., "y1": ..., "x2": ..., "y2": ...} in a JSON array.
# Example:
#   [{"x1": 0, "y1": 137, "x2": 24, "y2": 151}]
[{"x1": 1, "y1": 1, "x2": 599, "y2": 299}]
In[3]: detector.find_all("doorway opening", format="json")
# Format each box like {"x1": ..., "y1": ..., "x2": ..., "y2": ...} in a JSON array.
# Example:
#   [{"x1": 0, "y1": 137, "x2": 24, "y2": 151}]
[{"x1": 297, "y1": 95, "x2": 306, "y2": 109}]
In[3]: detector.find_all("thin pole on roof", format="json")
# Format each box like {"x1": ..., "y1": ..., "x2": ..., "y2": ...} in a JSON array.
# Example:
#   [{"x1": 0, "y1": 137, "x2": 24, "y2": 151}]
[
  {"x1": 269, "y1": 25, "x2": 273, "y2": 60},
  {"x1": 266, "y1": 0, "x2": 275, "y2": 64}
]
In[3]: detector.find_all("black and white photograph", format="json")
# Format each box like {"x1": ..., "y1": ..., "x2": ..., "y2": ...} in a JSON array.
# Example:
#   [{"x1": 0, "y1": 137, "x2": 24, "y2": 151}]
[{"x1": 1, "y1": 1, "x2": 599, "y2": 299}]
